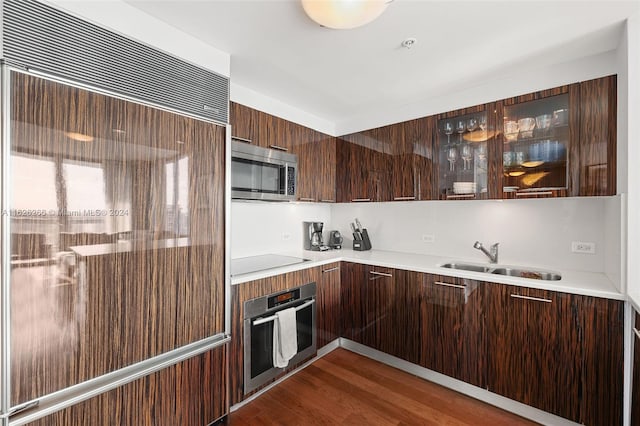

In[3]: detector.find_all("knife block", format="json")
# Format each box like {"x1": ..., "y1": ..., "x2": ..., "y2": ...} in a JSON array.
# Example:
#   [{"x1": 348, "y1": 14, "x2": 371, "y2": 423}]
[{"x1": 353, "y1": 228, "x2": 372, "y2": 251}]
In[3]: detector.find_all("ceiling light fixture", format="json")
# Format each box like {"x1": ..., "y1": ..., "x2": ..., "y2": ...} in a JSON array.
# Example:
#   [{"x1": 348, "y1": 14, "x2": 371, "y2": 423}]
[
  {"x1": 65, "y1": 132, "x2": 94, "y2": 142},
  {"x1": 301, "y1": 0, "x2": 391, "y2": 30}
]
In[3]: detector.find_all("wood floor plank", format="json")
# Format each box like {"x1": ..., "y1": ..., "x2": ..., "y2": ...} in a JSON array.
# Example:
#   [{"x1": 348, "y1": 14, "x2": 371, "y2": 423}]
[{"x1": 230, "y1": 349, "x2": 538, "y2": 426}]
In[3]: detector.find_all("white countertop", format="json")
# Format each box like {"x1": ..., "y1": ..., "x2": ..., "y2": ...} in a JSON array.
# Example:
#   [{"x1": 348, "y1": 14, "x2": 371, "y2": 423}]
[{"x1": 230, "y1": 249, "x2": 623, "y2": 300}]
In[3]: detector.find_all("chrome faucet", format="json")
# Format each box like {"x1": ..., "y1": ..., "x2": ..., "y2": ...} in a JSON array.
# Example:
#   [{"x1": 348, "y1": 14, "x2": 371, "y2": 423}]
[{"x1": 474, "y1": 241, "x2": 499, "y2": 263}]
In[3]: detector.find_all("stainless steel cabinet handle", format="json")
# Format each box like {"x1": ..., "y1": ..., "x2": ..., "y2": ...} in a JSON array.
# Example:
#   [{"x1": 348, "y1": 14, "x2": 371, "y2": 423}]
[
  {"x1": 232, "y1": 136, "x2": 252, "y2": 143},
  {"x1": 446, "y1": 194, "x2": 476, "y2": 199},
  {"x1": 516, "y1": 191, "x2": 553, "y2": 197},
  {"x1": 433, "y1": 281, "x2": 466, "y2": 289},
  {"x1": 510, "y1": 294, "x2": 552, "y2": 303},
  {"x1": 269, "y1": 145, "x2": 288, "y2": 151},
  {"x1": 633, "y1": 328, "x2": 640, "y2": 340},
  {"x1": 322, "y1": 267, "x2": 340, "y2": 273},
  {"x1": 369, "y1": 271, "x2": 393, "y2": 278},
  {"x1": 352, "y1": 198, "x2": 371, "y2": 202},
  {"x1": 7, "y1": 400, "x2": 39, "y2": 417},
  {"x1": 320, "y1": 199, "x2": 335, "y2": 203},
  {"x1": 394, "y1": 196, "x2": 416, "y2": 201},
  {"x1": 299, "y1": 197, "x2": 315, "y2": 202},
  {"x1": 252, "y1": 299, "x2": 315, "y2": 326}
]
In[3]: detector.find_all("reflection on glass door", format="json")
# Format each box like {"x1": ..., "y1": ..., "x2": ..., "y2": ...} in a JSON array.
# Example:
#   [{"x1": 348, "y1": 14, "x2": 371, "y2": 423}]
[{"x1": 7, "y1": 70, "x2": 226, "y2": 408}]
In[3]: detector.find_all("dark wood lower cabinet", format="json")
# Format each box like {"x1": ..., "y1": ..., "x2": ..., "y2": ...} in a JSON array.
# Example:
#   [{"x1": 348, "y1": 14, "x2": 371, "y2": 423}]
[
  {"x1": 579, "y1": 295, "x2": 624, "y2": 426},
  {"x1": 317, "y1": 262, "x2": 341, "y2": 349},
  {"x1": 486, "y1": 284, "x2": 582, "y2": 423},
  {"x1": 27, "y1": 345, "x2": 228, "y2": 426},
  {"x1": 413, "y1": 274, "x2": 485, "y2": 388},
  {"x1": 632, "y1": 311, "x2": 640, "y2": 426},
  {"x1": 340, "y1": 262, "x2": 368, "y2": 344}
]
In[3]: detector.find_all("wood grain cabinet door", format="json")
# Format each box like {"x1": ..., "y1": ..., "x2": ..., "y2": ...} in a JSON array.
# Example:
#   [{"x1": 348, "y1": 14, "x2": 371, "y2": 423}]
[
  {"x1": 579, "y1": 295, "x2": 623, "y2": 426},
  {"x1": 362, "y1": 266, "x2": 398, "y2": 354},
  {"x1": 486, "y1": 284, "x2": 582, "y2": 423},
  {"x1": 317, "y1": 263, "x2": 341, "y2": 349},
  {"x1": 414, "y1": 274, "x2": 485, "y2": 388},
  {"x1": 340, "y1": 262, "x2": 368, "y2": 343},
  {"x1": 632, "y1": 311, "x2": 640, "y2": 426}
]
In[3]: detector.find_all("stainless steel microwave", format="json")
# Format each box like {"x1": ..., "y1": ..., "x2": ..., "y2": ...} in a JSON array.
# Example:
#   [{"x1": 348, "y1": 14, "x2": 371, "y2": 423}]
[{"x1": 231, "y1": 139, "x2": 297, "y2": 201}]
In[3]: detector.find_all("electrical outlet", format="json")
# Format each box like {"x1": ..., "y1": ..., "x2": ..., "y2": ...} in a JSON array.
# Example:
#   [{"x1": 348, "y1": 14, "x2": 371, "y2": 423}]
[
  {"x1": 571, "y1": 241, "x2": 596, "y2": 254},
  {"x1": 422, "y1": 234, "x2": 435, "y2": 243},
  {"x1": 282, "y1": 233, "x2": 291, "y2": 241}
]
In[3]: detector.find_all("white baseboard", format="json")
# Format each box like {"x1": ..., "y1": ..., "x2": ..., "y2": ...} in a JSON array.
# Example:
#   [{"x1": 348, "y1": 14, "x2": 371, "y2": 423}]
[{"x1": 339, "y1": 338, "x2": 581, "y2": 426}]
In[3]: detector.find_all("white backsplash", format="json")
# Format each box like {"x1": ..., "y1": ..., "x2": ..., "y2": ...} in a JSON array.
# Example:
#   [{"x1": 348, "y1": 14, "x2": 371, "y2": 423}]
[
  {"x1": 231, "y1": 201, "x2": 332, "y2": 259},
  {"x1": 332, "y1": 197, "x2": 613, "y2": 275},
  {"x1": 231, "y1": 197, "x2": 621, "y2": 287}
]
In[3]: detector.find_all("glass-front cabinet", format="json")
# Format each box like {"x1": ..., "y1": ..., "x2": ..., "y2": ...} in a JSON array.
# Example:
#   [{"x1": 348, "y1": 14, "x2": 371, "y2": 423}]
[
  {"x1": 437, "y1": 110, "x2": 491, "y2": 200},
  {"x1": 501, "y1": 94, "x2": 569, "y2": 198}
]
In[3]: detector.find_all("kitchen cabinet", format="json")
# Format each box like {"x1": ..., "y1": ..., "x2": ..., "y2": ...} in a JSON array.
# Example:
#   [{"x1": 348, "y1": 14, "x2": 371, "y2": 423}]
[
  {"x1": 336, "y1": 118, "x2": 434, "y2": 203},
  {"x1": 9, "y1": 72, "x2": 226, "y2": 407},
  {"x1": 632, "y1": 311, "x2": 640, "y2": 426},
  {"x1": 230, "y1": 101, "x2": 336, "y2": 202},
  {"x1": 23, "y1": 345, "x2": 228, "y2": 426},
  {"x1": 435, "y1": 105, "x2": 496, "y2": 200},
  {"x1": 336, "y1": 128, "x2": 392, "y2": 202},
  {"x1": 486, "y1": 284, "x2": 582, "y2": 422},
  {"x1": 576, "y1": 75, "x2": 617, "y2": 196},
  {"x1": 340, "y1": 262, "x2": 368, "y2": 343},
  {"x1": 317, "y1": 262, "x2": 342, "y2": 349},
  {"x1": 579, "y1": 295, "x2": 624, "y2": 426},
  {"x1": 411, "y1": 273, "x2": 485, "y2": 388},
  {"x1": 340, "y1": 262, "x2": 407, "y2": 358},
  {"x1": 486, "y1": 284, "x2": 623, "y2": 425}
]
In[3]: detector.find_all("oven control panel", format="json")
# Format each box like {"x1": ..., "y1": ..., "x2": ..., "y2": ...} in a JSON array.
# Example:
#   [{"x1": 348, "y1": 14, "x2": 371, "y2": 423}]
[{"x1": 268, "y1": 288, "x2": 300, "y2": 309}]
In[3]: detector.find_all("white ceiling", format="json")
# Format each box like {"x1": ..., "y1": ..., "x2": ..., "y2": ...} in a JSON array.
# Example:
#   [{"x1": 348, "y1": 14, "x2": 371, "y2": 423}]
[{"x1": 125, "y1": 0, "x2": 638, "y2": 133}]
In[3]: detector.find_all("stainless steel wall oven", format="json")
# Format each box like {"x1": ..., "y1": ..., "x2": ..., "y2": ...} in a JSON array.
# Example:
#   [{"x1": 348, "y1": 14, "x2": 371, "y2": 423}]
[{"x1": 243, "y1": 282, "x2": 316, "y2": 394}]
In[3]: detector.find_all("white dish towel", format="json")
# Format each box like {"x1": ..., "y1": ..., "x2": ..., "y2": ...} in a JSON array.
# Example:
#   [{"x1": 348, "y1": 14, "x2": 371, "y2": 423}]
[{"x1": 273, "y1": 307, "x2": 298, "y2": 368}]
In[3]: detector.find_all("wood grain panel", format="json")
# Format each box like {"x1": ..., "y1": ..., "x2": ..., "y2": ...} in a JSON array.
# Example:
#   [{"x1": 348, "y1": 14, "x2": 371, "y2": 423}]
[
  {"x1": 632, "y1": 312, "x2": 640, "y2": 426},
  {"x1": 230, "y1": 101, "x2": 254, "y2": 141},
  {"x1": 339, "y1": 262, "x2": 368, "y2": 343},
  {"x1": 336, "y1": 132, "x2": 375, "y2": 202},
  {"x1": 230, "y1": 266, "x2": 323, "y2": 405},
  {"x1": 486, "y1": 284, "x2": 582, "y2": 423},
  {"x1": 229, "y1": 102, "x2": 336, "y2": 202},
  {"x1": 410, "y1": 116, "x2": 435, "y2": 200},
  {"x1": 9, "y1": 72, "x2": 226, "y2": 406},
  {"x1": 579, "y1": 295, "x2": 623, "y2": 426},
  {"x1": 413, "y1": 274, "x2": 485, "y2": 388},
  {"x1": 578, "y1": 75, "x2": 617, "y2": 196},
  {"x1": 26, "y1": 345, "x2": 228, "y2": 426},
  {"x1": 317, "y1": 262, "x2": 341, "y2": 349}
]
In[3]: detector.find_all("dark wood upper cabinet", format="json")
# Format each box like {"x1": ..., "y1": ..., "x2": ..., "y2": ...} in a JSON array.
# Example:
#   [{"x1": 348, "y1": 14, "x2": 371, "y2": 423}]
[
  {"x1": 485, "y1": 284, "x2": 582, "y2": 423},
  {"x1": 230, "y1": 101, "x2": 336, "y2": 202},
  {"x1": 577, "y1": 75, "x2": 617, "y2": 196}
]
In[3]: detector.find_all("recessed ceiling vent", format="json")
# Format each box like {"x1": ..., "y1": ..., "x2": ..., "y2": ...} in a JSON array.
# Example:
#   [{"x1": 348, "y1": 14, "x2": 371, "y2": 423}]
[{"x1": 1, "y1": 0, "x2": 229, "y2": 123}]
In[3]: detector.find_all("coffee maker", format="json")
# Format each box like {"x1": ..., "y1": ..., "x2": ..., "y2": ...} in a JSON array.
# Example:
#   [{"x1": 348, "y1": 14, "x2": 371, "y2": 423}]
[{"x1": 303, "y1": 222, "x2": 329, "y2": 251}]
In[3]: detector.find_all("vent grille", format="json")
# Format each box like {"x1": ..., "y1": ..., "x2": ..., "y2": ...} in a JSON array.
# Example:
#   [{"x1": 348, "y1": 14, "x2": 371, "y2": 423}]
[{"x1": 2, "y1": 0, "x2": 229, "y2": 123}]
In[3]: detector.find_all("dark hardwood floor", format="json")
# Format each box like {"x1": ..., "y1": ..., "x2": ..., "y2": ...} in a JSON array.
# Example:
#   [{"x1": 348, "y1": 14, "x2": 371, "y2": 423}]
[{"x1": 229, "y1": 348, "x2": 538, "y2": 425}]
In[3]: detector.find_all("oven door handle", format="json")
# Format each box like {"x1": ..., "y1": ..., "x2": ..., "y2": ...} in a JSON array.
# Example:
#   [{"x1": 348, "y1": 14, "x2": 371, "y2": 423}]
[{"x1": 252, "y1": 299, "x2": 315, "y2": 326}]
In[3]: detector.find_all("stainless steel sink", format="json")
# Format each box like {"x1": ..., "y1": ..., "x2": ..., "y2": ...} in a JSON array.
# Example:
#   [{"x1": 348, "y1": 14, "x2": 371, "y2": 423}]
[
  {"x1": 440, "y1": 263, "x2": 493, "y2": 273},
  {"x1": 439, "y1": 262, "x2": 561, "y2": 281},
  {"x1": 491, "y1": 267, "x2": 561, "y2": 281}
]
